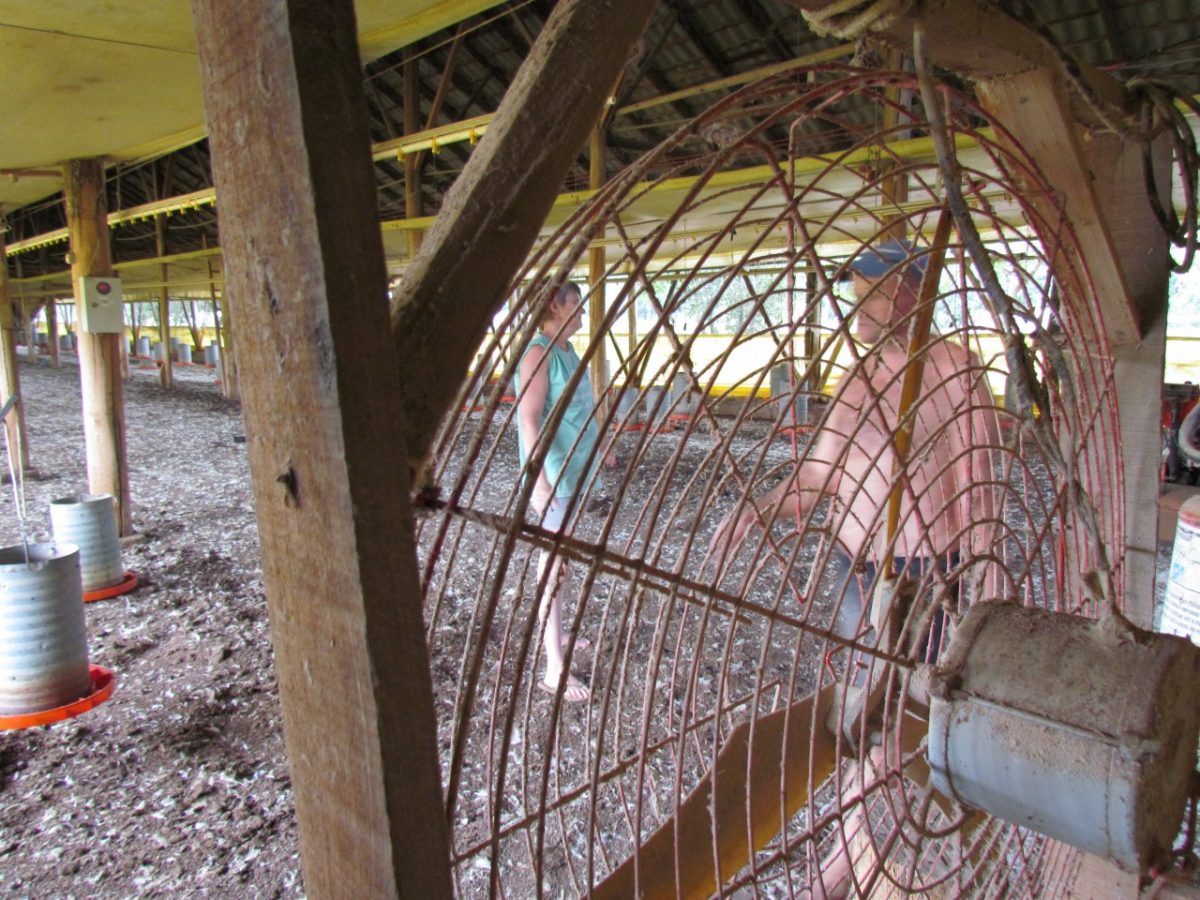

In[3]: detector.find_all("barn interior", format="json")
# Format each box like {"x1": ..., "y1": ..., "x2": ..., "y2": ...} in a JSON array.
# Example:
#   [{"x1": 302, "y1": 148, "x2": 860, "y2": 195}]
[{"x1": 3, "y1": 0, "x2": 1200, "y2": 896}]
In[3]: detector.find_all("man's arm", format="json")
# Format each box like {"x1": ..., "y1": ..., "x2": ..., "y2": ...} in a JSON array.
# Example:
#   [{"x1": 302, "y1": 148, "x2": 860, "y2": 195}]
[{"x1": 708, "y1": 387, "x2": 855, "y2": 558}]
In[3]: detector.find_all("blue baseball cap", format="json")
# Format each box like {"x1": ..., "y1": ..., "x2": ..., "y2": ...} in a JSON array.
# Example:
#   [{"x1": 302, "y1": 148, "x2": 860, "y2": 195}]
[{"x1": 847, "y1": 238, "x2": 928, "y2": 281}]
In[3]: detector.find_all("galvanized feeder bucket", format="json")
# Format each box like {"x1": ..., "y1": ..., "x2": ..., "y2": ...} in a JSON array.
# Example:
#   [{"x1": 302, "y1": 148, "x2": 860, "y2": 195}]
[
  {"x1": 0, "y1": 543, "x2": 90, "y2": 716},
  {"x1": 49, "y1": 494, "x2": 123, "y2": 593}
]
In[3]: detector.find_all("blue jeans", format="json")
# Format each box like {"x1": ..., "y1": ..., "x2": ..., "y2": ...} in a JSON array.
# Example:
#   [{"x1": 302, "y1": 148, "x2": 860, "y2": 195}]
[{"x1": 824, "y1": 551, "x2": 960, "y2": 665}]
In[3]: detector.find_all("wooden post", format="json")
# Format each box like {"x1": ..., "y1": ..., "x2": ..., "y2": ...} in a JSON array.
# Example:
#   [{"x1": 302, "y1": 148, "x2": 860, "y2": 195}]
[
  {"x1": 0, "y1": 220, "x2": 30, "y2": 470},
  {"x1": 588, "y1": 126, "x2": 608, "y2": 410},
  {"x1": 63, "y1": 158, "x2": 133, "y2": 536},
  {"x1": 155, "y1": 215, "x2": 174, "y2": 388},
  {"x1": 192, "y1": 1, "x2": 452, "y2": 896},
  {"x1": 403, "y1": 51, "x2": 423, "y2": 261},
  {"x1": 45, "y1": 300, "x2": 60, "y2": 368},
  {"x1": 1097, "y1": 134, "x2": 1172, "y2": 627},
  {"x1": 391, "y1": 0, "x2": 659, "y2": 474}
]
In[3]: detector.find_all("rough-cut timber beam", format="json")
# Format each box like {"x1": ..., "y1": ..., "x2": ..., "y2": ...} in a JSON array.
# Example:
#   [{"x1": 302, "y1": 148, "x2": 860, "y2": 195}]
[
  {"x1": 64, "y1": 158, "x2": 133, "y2": 535},
  {"x1": 391, "y1": 0, "x2": 659, "y2": 471},
  {"x1": 191, "y1": 1, "x2": 452, "y2": 896}
]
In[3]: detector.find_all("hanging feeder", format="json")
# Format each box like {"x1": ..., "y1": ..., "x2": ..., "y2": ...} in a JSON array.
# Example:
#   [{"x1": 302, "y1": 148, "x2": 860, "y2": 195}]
[
  {"x1": 0, "y1": 542, "x2": 115, "y2": 729},
  {"x1": 49, "y1": 494, "x2": 138, "y2": 602}
]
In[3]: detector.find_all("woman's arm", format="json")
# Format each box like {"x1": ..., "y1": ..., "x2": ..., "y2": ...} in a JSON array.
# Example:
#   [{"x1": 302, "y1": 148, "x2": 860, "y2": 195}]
[{"x1": 517, "y1": 344, "x2": 555, "y2": 511}]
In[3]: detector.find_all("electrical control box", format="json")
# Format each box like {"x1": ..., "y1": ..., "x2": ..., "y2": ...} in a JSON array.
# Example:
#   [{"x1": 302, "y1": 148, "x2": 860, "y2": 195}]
[{"x1": 77, "y1": 277, "x2": 125, "y2": 333}]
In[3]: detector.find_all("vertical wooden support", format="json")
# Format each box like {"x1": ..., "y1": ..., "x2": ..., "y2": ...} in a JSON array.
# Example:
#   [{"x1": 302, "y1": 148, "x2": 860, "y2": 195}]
[
  {"x1": 218, "y1": 289, "x2": 238, "y2": 399},
  {"x1": 979, "y1": 71, "x2": 1171, "y2": 622},
  {"x1": 403, "y1": 51, "x2": 423, "y2": 261},
  {"x1": 24, "y1": 302, "x2": 36, "y2": 359},
  {"x1": 45, "y1": 300, "x2": 60, "y2": 368},
  {"x1": 155, "y1": 215, "x2": 174, "y2": 388},
  {"x1": 192, "y1": 1, "x2": 452, "y2": 896},
  {"x1": 391, "y1": 0, "x2": 659, "y2": 471},
  {"x1": 64, "y1": 158, "x2": 133, "y2": 536},
  {"x1": 1097, "y1": 135, "x2": 1172, "y2": 626},
  {"x1": 589, "y1": 126, "x2": 608, "y2": 409},
  {"x1": 0, "y1": 221, "x2": 30, "y2": 469}
]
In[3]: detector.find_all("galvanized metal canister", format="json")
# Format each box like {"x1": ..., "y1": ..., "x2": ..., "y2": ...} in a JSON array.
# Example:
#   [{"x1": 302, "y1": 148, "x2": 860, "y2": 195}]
[
  {"x1": 49, "y1": 494, "x2": 123, "y2": 592},
  {"x1": 928, "y1": 602, "x2": 1200, "y2": 873},
  {"x1": 135, "y1": 336, "x2": 151, "y2": 358},
  {"x1": 203, "y1": 343, "x2": 220, "y2": 366},
  {"x1": 176, "y1": 343, "x2": 193, "y2": 364},
  {"x1": 1161, "y1": 495, "x2": 1200, "y2": 642},
  {"x1": 0, "y1": 543, "x2": 90, "y2": 716}
]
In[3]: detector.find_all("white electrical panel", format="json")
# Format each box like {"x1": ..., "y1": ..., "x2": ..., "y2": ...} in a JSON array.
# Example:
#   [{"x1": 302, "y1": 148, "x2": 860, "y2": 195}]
[{"x1": 77, "y1": 277, "x2": 125, "y2": 333}]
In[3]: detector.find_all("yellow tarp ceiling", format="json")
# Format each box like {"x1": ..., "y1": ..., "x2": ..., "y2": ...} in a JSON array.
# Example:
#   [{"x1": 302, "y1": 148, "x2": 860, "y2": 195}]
[{"x1": 0, "y1": 0, "x2": 503, "y2": 211}]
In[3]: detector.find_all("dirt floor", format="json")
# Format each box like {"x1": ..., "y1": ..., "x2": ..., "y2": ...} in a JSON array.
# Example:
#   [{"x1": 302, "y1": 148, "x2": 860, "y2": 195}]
[
  {"x1": 0, "y1": 353, "x2": 1183, "y2": 898},
  {"x1": 0, "y1": 357, "x2": 299, "y2": 899}
]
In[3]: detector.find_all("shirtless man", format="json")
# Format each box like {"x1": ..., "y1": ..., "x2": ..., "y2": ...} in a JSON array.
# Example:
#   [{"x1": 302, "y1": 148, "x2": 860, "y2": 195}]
[{"x1": 712, "y1": 237, "x2": 1001, "y2": 897}]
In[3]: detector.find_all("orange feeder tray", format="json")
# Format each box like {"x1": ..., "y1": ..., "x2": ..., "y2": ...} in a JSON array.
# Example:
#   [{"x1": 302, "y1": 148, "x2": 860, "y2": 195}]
[
  {"x1": 84, "y1": 570, "x2": 139, "y2": 603},
  {"x1": 0, "y1": 665, "x2": 116, "y2": 731}
]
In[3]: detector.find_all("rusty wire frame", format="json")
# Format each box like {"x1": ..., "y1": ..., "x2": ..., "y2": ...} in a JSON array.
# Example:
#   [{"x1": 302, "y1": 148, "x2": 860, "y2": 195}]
[{"x1": 416, "y1": 67, "x2": 1124, "y2": 898}]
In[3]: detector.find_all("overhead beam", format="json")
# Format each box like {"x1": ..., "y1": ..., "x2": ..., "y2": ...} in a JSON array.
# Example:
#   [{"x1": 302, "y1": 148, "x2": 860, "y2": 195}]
[
  {"x1": 192, "y1": 0, "x2": 452, "y2": 896},
  {"x1": 391, "y1": 0, "x2": 659, "y2": 471}
]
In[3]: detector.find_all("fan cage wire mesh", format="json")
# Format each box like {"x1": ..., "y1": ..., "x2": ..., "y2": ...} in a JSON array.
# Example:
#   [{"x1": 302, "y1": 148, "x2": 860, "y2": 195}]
[{"x1": 415, "y1": 67, "x2": 1123, "y2": 898}]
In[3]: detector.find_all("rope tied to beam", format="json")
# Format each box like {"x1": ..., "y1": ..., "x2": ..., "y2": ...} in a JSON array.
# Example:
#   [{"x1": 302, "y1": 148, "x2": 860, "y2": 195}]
[{"x1": 799, "y1": 0, "x2": 915, "y2": 40}]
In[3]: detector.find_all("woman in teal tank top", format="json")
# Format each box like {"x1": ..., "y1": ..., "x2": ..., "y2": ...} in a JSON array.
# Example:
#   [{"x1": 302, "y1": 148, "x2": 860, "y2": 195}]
[{"x1": 516, "y1": 281, "x2": 600, "y2": 703}]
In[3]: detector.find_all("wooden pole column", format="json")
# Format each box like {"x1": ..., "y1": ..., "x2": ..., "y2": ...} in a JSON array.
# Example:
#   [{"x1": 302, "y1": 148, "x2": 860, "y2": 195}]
[
  {"x1": 46, "y1": 300, "x2": 60, "y2": 368},
  {"x1": 588, "y1": 127, "x2": 608, "y2": 410},
  {"x1": 403, "y1": 51, "x2": 423, "y2": 261},
  {"x1": 155, "y1": 215, "x2": 174, "y2": 388},
  {"x1": 64, "y1": 159, "x2": 133, "y2": 535},
  {"x1": 0, "y1": 221, "x2": 30, "y2": 469},
  {"x1": 192, "y1": 1, "x2": 452, "y2": 896}
]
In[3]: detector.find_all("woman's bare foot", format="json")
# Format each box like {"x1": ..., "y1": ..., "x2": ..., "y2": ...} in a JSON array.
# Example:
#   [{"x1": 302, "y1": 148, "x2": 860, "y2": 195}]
[{"x1": 539, "y1": 674, "x2": 590, "y2": 703}]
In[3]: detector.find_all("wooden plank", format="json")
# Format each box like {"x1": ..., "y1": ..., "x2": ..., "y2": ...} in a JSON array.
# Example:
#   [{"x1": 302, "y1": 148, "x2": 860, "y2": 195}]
[
  {"x1": 976, "y1": 69, "x2": 1140, "y2": 345},
  {"x1": 390, "y1": 0, "x2": 659, "y2": 474},
  {"x1": 64, "y1": 158, "x2": 133, "y2": 535},
  {"x1": 594, "y1": 685, "x2": 839, "y2": 898},
  {"x1": 191, "y1": 2, "x2": 451, "y2": 897},
  {"x1": 0, "y1": 220, "x2": 30, "y2": 470}
]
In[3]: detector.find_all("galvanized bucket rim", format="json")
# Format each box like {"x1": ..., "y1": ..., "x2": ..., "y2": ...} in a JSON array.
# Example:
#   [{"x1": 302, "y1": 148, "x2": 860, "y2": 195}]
[
  {"x1": 0, "y1": 541, "x2": 79, "y2": 570},
  {"x1": 50, "y1": 493, "x2": 113, "y2": 508}
]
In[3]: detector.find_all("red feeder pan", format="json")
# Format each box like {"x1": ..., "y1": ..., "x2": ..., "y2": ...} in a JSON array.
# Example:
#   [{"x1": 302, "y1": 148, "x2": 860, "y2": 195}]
[
  {"x1": 84, "y1": 570, "x2": 139, "y2": 603},
  {"x1": 0, "y1": 665, "x2": 115, "y2": 731}
]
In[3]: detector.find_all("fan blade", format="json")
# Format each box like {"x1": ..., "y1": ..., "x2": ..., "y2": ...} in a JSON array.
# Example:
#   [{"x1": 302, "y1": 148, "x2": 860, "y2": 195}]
[{"x1": 594, "y1": 682, "x2": 839, "y2": 899}]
